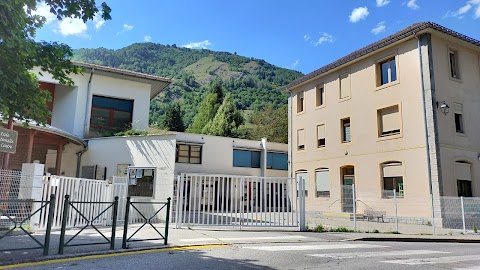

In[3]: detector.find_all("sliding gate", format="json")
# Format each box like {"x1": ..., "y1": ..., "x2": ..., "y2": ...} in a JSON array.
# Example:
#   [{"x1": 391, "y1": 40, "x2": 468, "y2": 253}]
[{"x1": 174, "y1": 174, "x2": 304, "y2": 229}]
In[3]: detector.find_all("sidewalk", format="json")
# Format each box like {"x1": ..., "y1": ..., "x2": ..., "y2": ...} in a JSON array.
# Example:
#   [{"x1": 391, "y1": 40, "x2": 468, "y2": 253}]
[{"x1": 1, "y1": 226, "x2": 480, "y2": 267}]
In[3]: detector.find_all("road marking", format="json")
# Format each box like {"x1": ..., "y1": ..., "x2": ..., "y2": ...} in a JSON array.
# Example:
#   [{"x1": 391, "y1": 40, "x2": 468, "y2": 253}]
[
  {"x1": 382, "y1": 255, "x2": 480, "y2": 265},
  {"x1": 308, "y1": 250, "x2": 450, "y2": 259},
  {"x1": 0, "y1": 244, "x2": 229, "y2": 270},
  {"x1": 180, "y1": 235, "x2": 308, "y2": 242},
  {"x1": 243, "y1": 244, "x2": 388, "y2": 251}
]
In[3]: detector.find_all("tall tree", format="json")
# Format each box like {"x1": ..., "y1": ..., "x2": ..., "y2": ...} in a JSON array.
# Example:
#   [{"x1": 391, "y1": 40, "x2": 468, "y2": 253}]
[
  {"x1": 162, "y1": 102, "x2": 185, "y2": 132},
  {"x1": 249, "y1": 104, "x2": 288, "y2": 143},
  {"x1": 203, "y1": 93, "x2": 244, "y2": 137},
  {"x1": 186, "y1": 93, "x2": 219, "y2": 133},
  {"x1": 0, "y1": 0, "x2": 111, "y2": 169}
]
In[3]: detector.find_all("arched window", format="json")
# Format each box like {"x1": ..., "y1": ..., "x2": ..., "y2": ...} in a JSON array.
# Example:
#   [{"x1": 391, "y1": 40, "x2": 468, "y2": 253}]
[
  {"x1": 455, "y1": 161, "x2": 472, "y2": 197},
  {"x1": 315, "y1": 168, "x2": 330, "y2": 197},
  {"x1": 381, "y1": 162, "x2": 403, "y2": 198},
  {"x1": 296, "y1": 170, "x2": 308, "y2": 197}
]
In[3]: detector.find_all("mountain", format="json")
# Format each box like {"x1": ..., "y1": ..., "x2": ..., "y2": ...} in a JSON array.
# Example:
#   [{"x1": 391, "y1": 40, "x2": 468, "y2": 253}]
[{"x1": 72, "y1": 43, "x2": 303, "y2": 127}]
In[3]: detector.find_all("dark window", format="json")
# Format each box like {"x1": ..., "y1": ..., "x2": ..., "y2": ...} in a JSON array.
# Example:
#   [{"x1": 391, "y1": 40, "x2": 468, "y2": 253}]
[
  {"x1": 233, "y1": 150, "x2": 261, "y2": 168},
  {"x1": 379, "y1": 57, "x2": 397, "y2": 86},
  {"x1": 342, "y1": 118, "x2": 351, "y2": 143},
  {"x1": 90, "y1": 95, "x2": 133, "y2": 136},
  {"x1": 383, "y1": 177, "x2": 404, "y2": 198},
  {"x1": 176, "y1": 144, "x2": 202, "y2": 164},
  {"x1": 457, "y1": 180, "x2": 472, "y2": 197},
  {"x1": 454, "y1": 113, "x2": 464, "y2": 133},
  {"x1": 267, "y1": 152, "x2": 288, "y2": 170},
  {"x1": 316, "y1": 86, "x2": 325, "y2": 107},
  {"x1": 297, "y1": 92, "x2": 304, "y2": 113},
  {"x1": 449, "y1": 51, "x2": 460, "y2": 79}
]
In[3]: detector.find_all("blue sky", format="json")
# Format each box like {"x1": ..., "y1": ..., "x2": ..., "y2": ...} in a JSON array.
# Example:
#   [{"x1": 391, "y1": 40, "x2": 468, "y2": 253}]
[{"x1": 34, "y1": 0, "x2": 480, "y2": 74}]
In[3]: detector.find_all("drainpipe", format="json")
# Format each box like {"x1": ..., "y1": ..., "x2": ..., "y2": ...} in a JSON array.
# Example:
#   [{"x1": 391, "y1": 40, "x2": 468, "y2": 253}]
[
  {"x1": 288, "y1": 92, "x2": 293, "y2": 178},
  {"x1": 415, "y1": 33, "x2": 435, "y2": 233},
  {"x1": 84, "y1": 68, "x2": 95, "y2": 138},
  {"x1": 261, "y1": 138, "x2": 267, "y2": 177},
  {"x1": 75, "y1": 146, "x2": 87, "y2": 178}
]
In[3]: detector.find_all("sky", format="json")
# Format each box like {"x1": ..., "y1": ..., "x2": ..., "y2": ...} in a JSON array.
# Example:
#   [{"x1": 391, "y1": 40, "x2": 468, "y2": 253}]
[{"x1": 34, "y1": 0, "x2": 480, "y2": 75}]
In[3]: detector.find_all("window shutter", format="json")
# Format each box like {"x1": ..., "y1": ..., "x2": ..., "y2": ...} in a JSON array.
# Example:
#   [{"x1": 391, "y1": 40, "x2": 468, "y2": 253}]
[
  {"x1": 340, "y1": 74, "x2": 350, "y2": 99},
  {"x1": 317, "y1": 125, "x2": 325, "y2": 140},
  {"x1": 453, "y1": 103, "x2": 462, "y2": 113},
  {"x1": 455, "y1": 162, "x2": 471, "y2": 181},
  {"x1": 298, "y1": 129, "x2": 305, "y2": 147},
  {"x1": 315, "y1": 170, "x2": 330, "y2": 192},
  {"x1": 383, "y1": 162, "x2": 402, "y2": 177},
  {"x1": 380, "y1": 106, "x2": 400, "y2": 133}
]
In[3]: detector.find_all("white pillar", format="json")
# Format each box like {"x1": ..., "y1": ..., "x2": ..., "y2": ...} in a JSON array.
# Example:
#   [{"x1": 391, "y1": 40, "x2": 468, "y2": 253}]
[
  {"x1": 261, "y1": 138, "x2": 267, "y2": 177},
  {"x1": 21, "y1": 163, "x2": 45, "y2": 231}
]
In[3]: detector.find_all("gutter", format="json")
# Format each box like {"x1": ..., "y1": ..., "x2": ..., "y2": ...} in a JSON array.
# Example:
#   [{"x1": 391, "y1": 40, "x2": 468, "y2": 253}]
[{"x1": 84, "y1": 68, "x2": 94, "y2": 138}]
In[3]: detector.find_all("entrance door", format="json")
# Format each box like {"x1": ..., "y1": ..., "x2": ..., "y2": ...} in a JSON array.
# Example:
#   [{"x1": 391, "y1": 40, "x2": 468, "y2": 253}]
[{"x1": 341, "y1": 166, "x2": 355, "y2": 213}]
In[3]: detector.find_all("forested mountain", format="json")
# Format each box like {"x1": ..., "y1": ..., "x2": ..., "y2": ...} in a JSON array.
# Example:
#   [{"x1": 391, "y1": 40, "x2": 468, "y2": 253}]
[{"x1": 73, "y1": 43, "x2": 303, "y2": 130}]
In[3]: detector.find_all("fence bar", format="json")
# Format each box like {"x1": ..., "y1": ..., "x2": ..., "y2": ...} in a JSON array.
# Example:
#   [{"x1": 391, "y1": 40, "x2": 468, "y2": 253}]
[
  {"x1": 165, "y1": 198, "x2": 171, "y2": 245},
  {"x1": 122, "y1": 197, "x2": 131, "y2": 249},
  {"x1": 58, "y1": 195, "x2": 70, "y2": 254},
  {"x1": 394, "y1": 189, "x2": 399, "y2": 232},
  {"x1": 299, "y1": 177, "x2": 305, "y2": 231},
  {"x1": 43, "y1": 194, "x2": 56, "y2": 255},
  {"x1": 110, "y1": 196, "x2": 119, "y2": 250},
  {"x1": 352, "y1": 184, "x2": 356, "y2": 232},
  {"x1": 461, "y1": 196, "x2": 466, "y2": 234}
]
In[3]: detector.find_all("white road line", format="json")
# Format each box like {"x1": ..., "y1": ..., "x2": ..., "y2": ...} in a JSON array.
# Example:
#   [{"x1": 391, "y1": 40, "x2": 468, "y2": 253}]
[
  {"x1": 180, "y1": 235, "x2": 308, "y2": 242},
  {"x1": 243, "y1": 244, "x2": 388, "y2": 251},
  {"x1": 382, "y1": 255, "x2": 480, "y2": 265},
  {"x1": 308, "y1": 250, "x2": 450, "y2": 259}
]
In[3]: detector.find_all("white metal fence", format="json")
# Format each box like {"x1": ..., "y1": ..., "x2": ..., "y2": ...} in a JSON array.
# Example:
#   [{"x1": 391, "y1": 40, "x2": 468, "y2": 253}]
[{"x1": 174, "y1": 173, "x2": 304, "y2": 229}]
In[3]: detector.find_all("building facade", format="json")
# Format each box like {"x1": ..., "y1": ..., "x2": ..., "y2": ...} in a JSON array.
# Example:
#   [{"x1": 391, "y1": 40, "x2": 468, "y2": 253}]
[{"x1": 284, "y1": 22, "x2": 480, "y2": 222}]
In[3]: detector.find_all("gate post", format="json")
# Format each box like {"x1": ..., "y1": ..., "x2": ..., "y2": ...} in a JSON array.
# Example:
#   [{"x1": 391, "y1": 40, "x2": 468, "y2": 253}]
[
  {"x1": 43, "y1": 194, "x2": 56, "y2": 255},
  {"x1": 122, "y1": 197, "x2": 131, "y2": 249},
  {"x1": 58, "y1": 195, "x2": 70, "y2": 254},
  {"x1": 299, "y1": 176, "x2": 306, "y2": 232},
  {"x1": 164, "y1": 197, "x2": 171, "y2": 245},
  {"x1": 110, "y1": 196, "x2": 119, "y2": 250}
]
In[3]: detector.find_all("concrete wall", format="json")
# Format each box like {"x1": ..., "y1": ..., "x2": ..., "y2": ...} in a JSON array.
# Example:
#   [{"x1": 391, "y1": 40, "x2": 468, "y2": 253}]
[
  {"x1": 431, "y1": 34, "x2": 480, "y2": 197},
  {"x1": 35, "y1": 68, "x2": 152, "y2": 139},
  {"x1": 82, "y1": 135, "x2": 176, "y2": 201},
  {"x1": 174, "y1": 132, "x2": 288, "y2": 177},
  {"x1": 289, "y1": 38, "x2": 432, "y2": 217}
]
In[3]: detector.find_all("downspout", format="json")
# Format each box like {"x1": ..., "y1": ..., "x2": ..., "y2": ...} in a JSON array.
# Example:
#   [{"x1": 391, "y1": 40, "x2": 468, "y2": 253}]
[
  {"x1": 288, "y1": 92, "x2": 293, "y2": 178},
  {"x1": 415, "y1": 33, "x2": 435, "y2": 233},
  {"x1": 75, "y1": 146, "x2": 87, "y2": 178},
  {"x1": 84, "y1": 68, "x2": 95, "y2": 138}
]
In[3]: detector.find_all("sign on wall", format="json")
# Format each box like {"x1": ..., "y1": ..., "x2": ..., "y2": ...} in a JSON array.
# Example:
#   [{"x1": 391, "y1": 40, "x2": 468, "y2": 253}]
[{"x1": 0, "y1": 127, "x2": 18, "y2": 154}]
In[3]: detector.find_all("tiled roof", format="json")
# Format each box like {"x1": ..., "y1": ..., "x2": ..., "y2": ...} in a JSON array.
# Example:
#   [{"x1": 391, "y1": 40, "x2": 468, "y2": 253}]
[{"x1": 283, "y1": 22, "x2": 480, "y2": 91}]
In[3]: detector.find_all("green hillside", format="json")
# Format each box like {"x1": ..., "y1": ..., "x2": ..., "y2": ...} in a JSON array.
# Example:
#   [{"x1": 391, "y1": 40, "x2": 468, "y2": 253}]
[{"x1": 72, "y1": 43, "x2": 303, "y2": 128}]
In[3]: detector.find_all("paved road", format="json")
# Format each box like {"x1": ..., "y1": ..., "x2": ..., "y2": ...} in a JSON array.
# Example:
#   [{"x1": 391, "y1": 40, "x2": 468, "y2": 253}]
[{"x1": 11, "y1": 239, "x2": 480, "y2": 270}]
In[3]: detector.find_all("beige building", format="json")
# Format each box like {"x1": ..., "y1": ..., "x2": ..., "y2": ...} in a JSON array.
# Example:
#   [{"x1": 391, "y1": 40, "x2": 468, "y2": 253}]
[{"x1": 284, "y1": 22, "x2": 480, "y2": 224}]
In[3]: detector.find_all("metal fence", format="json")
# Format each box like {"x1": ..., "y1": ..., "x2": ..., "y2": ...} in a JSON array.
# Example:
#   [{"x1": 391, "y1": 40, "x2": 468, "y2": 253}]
[{"x1": 441, "y1": 196, "x2": 480, "y2": 232}]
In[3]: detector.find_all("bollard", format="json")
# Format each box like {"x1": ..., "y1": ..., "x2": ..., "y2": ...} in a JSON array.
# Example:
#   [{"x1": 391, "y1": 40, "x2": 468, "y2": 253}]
[{"x1": 58, "y1": 194, "x2": 70, "y2": 254}]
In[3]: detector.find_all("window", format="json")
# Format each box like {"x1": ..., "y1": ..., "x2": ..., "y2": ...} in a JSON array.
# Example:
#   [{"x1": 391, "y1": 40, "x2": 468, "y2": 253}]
[
  {"x1": 296, "y1": 171, "x2": 308, "y2": 197},
  {"x1": 341, "y1": 118, "x2": 351, "y2": 143},
  {"x1": 316, "y1": 84, "x2": 325, "y2": 107},
  {"x1": 315, "y1": 169, "x2": 330, "y2": 197},
  {"x1": 377, "y1": 105, "x2": 401, "y2": 137},
  {"x1": 90, "y1": 95, "x2": 133, "y2": 136},
  {"x1": 378, "y1": 57, "x2": 397, "y2": 86},
  {"x1": 127, "y1": 167, "x2": 155, "y2": 197},
  {"x1": 317, "y1": 124, "x2": 326, "y2": 148},
  {"x1": 176, "y1": 144, "x2": 202, "y2": 164},
  {"x1": 381, "y1": 162, "x2": 404, "y2": 198},
  {"x1": 267, "y1": 152, "x2": 288, "y2": 170},
  {"x1": 297, "y1": 91, "x2": 304, "y2": 113},
  {"x1": 233, "y1": 149, "x2": 260, "y2": 168},
  {"x1": 449, "y1": 49, "x2": 460, "y2": 79},
  {"x1": 454, "y1": 103, "x2": 464, "y2": 133},
  {"x1": 297, "y1": 129, "x2": 305, "y2": 150},
  {"x1": 339, "y1": 74, "x2": 351, "y2": 99},
  {"x1": 456, "y1": 161, "x2": 472, "y2": 197}
]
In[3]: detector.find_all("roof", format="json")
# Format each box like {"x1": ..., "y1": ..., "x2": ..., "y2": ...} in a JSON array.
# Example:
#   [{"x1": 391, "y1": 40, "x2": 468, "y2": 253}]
[
  {"x1": 283, "y1": 22, "x2": 480, "y2": 91},
  {"x1": 73, "y1": 61, "x2": 173, "y2": 99}
]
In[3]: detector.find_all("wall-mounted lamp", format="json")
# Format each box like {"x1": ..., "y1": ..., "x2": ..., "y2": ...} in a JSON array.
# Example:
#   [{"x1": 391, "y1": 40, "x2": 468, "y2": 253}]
[{"x1": 436, "y1": 101, "x2": 450, "y2": 116}]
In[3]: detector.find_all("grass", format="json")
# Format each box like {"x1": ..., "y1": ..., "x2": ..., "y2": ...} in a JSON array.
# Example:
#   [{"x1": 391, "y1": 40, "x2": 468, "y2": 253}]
[{"x1": 306, "y1": 224, "x2": 355, "y2": 233}]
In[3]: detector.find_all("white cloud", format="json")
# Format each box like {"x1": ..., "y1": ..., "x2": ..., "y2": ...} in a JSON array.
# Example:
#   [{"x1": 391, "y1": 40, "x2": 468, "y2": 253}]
[
  {"x1": 304, "y1": 34, "x2": 310, "y2": 41},
  {"x1": 93, "y1": 14, "x2": 105, "y2": 30},
  {"x1": 407, "y1": 0, "x2": 420, "y2": 10},
  {"x1": 445, "y1": 0, "x2": 480, "y2": 18},
  {"x1": 349, "y1": 7, "x2": 370, "y2": 23},
  {"x1": 144, "y1": 35, "x2": 152, "y2": 42},
  {"x1": 371, "y1": 21, "x2": 387, "y2": 34},
  {"x1": 475, "y1": 4, "x2": 480, "y2": 18},
  {"x1": 123, "y1": 24, "x2": 134, "y2": 31},
  {"x1": 291, "y1": 60, "x2": 300, "y2": 69},
  {"x1": 32, "y1": 2, "x2": 56, "y2": 24},
  {"x1": 58, "y1": 17, "x2": 88, "y2": 37},
  {"x1": 376, "y1": 0, "x2": 390, "y2": 7},
  {"x1": 182, "y1": 40, "x2": 212, "y2": 49},
  {"x1": 314, "y1": 32, "x2": 334, "y2": 46}
]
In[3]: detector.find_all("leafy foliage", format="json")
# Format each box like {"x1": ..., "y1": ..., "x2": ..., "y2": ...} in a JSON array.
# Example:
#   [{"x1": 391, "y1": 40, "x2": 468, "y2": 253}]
[
  {"x1": 162, "y1": 102, "x2": 185, "y2": 132},
  {"x1": 203, "y1": 93, "x2": 243, "y2": 137}
]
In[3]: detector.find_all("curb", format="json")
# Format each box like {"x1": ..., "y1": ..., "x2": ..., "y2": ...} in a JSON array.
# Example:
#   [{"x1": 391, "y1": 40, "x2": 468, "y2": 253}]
[
  {"x1": 0, "y1": 244, "x2": 229, "y2": 269},
  {"x1": 348, "y1": 237, "x2": 480, "y2": 243}
]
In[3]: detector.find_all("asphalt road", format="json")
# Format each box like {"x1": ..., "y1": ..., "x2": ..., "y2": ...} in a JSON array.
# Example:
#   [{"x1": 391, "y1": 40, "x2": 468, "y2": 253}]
[{"x1": 11, "y1": 240, "x2": 480, "y2": 270}]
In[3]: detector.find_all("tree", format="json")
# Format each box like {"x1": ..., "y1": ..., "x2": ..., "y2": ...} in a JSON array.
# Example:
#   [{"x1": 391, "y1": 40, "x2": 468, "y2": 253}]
[
  {"x1": 162, "y1": 102, "x2": 185, "y2": 132},
  {"x1": 203, "y1": 94, "x2": 244, "y2": 137},
  {"x1": 186, "y1": 93, "x2": 219, "y2": 133},
  {"x1": 0, "y1": 0, "x2": 111, "y2": 168},
  {"x1": 249, "y1": 104, "x2": 288, "y2": 143}
]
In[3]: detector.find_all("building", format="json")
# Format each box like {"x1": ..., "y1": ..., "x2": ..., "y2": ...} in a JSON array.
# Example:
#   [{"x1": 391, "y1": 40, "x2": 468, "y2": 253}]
[
  {"x1": 1, "y1": 62, "x2": 172, "y2": 177},
  {"x1": 284, "y1": 22, "x2": 480, "y2": 224}
]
